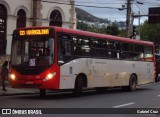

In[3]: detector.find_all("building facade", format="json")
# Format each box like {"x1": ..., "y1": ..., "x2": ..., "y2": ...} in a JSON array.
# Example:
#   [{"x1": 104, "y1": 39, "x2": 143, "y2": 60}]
[{"x1": 0, "y1": 0, "x2": 76, "y2": 64}]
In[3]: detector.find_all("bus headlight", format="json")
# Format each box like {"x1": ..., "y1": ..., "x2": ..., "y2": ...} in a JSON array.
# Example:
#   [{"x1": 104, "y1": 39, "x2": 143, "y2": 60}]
[
  {"x1": 43, "y1": 72, "x2": 56, "y2": 81},
  {"x1": 10, "y1": 74, "x2": 16, "y2": 81}
]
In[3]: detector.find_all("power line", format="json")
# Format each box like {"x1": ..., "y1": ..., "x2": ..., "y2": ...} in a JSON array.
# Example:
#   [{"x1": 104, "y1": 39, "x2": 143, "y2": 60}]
[
  {"x1": 76, "y1": 4, "x2": 121, "y2": 9},
  {"x1": 76, "y1": 1, "x2": 125, "y2": 5},
  {"x1": 41, "y1": 0, "x2": 158, "y2": 25},
  {"x1": 42, "y1": 0, "x2": 72, "y2": 5},
  {"x1": 134, "y1": 3, "x2": 147, "y2": 15},
  {"x1": 41, "y1": 0, "x2": 124, "y2": 10},
  {"x1": 136, "y1": 0, "x2": 160, "y2": 6}
]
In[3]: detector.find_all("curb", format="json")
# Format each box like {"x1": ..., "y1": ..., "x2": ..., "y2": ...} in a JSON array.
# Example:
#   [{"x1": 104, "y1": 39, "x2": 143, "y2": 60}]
[
  {"x1": 0, "y1": 92, "x2": 38, "y2": 96},
  {"x1": 0, "y1": 87, "x2": 39, "y2": 96}
]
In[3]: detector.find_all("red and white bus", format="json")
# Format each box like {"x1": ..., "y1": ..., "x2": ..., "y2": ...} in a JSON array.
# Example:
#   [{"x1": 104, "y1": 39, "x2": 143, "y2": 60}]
[{"x1": 10, "y1": 26, "x2": 155, "y2": 96}]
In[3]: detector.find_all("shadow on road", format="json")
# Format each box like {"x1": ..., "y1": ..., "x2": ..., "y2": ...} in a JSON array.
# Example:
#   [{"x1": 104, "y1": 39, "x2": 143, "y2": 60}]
[{"x1": 10, "y1": 86, "x2": 151, "y2": 100}]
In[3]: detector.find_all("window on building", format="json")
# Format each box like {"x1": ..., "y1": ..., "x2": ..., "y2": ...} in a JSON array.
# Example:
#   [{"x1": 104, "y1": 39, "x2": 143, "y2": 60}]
[
  {"x1": 0, "y1": 4, "x2": 7, "y2": 55},
  {"x1": 49, "y1": 10, "x2": 62, "y2": 27},
  {"x1": 17, "y1": 9, "x2": 26, "y2": 28}
]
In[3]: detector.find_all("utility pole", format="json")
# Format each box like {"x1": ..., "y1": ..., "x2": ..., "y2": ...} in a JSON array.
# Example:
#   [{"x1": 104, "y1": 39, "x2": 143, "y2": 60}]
[
  {"x1": 130, "y1": 13, "x2": 134, "y2": 38},
  {"x1": 126, "y1": 0, "x2": 131, "y2": 38},
  {"x1": 138, "y1": 11, "x2": 140, "y2": 37}
]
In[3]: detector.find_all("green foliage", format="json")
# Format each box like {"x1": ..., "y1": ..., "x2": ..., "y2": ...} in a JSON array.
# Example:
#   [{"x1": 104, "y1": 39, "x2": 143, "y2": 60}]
[
  {"x1": 118, "y1": 29, "x2": 126, "y2": 37},
  {"x1": 77, "y1": 22, "x2": 119, "y2": 36},
  {"x1": 105, "y1": 24, "x2": 119, "y2": 35},
  {"x1": 140, "y1": 21, "x2": 160, "y2": 43}
]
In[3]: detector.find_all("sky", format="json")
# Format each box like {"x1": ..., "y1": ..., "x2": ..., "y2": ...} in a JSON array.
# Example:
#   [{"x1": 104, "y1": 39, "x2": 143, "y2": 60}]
[{"x1": 75, "y1": 0, "x2": 160, "y2": 25}]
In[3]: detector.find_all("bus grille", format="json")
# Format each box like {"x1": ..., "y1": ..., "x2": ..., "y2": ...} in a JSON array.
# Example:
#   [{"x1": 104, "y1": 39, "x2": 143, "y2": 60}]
[{"x1": 20, "y1": 84, "x2": 42, "y2": 88}]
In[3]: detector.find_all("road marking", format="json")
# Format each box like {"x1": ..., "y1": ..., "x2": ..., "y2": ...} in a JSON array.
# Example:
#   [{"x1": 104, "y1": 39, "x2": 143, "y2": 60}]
[{"x1": 113, "y1": 102, "x2": 135, "y2": 108}]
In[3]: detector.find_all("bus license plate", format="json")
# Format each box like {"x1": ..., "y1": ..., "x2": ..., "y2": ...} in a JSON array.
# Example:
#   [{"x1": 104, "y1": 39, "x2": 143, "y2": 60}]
[{"x1": 26, "y1": 81, "x2": 34, "y2": 84}]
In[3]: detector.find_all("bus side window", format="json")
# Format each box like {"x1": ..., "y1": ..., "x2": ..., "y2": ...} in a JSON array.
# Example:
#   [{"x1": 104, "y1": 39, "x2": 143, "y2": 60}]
[
  {"x1": 74, "y1": 46, "x2": 82, "y2": 55},
  {"x1": 73, "y1": 36, "x2": 90, "y2": 56},
  {"x1": 144, "y1": 46, "x2": 153, "y2": 62},
  {"x1": 73, "y1": 36, "x2": 80, "y2": 55},
  {"x1": 107, "y1": 41, "x2": 120, "y2": 59},
  {"x1": 81, "y1": 38, "x2": 90, "y2": 56},
  {"x1": 91, "y1": 38, "x2": 106, "y2": 57},
  {"x1": 120, "y1": 43, "x2": 133, "y2": 60},
  {"x1": 133, "y1": 45, "x2": 144, "y2": 61}
]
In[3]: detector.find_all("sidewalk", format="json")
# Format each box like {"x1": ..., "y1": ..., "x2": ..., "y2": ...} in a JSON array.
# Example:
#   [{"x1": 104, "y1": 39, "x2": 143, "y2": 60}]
[{"x1": 0, "y1": 85, "x2": 39, "y2": 96}]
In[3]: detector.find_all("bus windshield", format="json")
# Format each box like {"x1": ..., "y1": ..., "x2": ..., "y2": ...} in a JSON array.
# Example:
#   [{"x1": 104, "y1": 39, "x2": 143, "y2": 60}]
[{"x1": 11, "y1": 36, "x2": 54, "y2": 67}]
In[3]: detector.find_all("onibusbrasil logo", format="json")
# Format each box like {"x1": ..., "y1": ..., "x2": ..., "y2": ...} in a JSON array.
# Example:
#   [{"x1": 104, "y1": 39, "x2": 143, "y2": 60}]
[{"x1": 1, "y1": 109, "x2": 42, "y2": 115}]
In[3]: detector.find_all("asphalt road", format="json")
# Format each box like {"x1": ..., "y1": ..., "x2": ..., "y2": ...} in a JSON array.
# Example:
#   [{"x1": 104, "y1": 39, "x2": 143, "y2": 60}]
[{"x1": 0, "y1": 82, "x2": 160, "y2": 117}]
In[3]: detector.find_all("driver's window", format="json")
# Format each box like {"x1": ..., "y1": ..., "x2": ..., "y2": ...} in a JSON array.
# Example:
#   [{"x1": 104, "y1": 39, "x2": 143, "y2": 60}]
[
  {"x1": 49, "y1": 38, "x2": 54, "y2": 64},
  {"x1": 58, "y1": 33, "x2": 72, "y2": 65}
]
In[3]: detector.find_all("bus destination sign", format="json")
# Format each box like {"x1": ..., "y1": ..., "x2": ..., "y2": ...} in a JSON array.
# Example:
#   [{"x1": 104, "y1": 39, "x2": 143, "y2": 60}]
[{"x1": 19, "y1": 29, "x2": 49, "y2": 36}]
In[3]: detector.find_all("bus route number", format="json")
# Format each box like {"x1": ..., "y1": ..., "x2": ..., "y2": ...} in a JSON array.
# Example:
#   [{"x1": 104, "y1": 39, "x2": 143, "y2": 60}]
[{"x1": 19, "y1": 30, "x2": 25, "y2": 36}]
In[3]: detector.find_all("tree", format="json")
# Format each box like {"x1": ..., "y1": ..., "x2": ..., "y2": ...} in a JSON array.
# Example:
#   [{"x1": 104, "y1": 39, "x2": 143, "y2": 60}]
[
  {"x1": 140, "y1": 20, "x2": 160, "y2": 52},
  {"x1": 77, "y1": 21, "x2": 119, "y2": 36},
  {"x1": 140, "y1": 21, "x2": 160, "y2": 42},
  {"x1": 105, "y1": 24, "x2": 119, "y2": 35},
  {"x1": 77, "y1": 22, "x2": 88, "y2": 31}
]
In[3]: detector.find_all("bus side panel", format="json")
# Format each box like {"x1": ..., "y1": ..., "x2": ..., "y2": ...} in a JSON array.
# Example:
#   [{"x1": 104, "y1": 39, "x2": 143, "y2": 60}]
[
  {"x1": 136, "y1": 61, "x2": 154, "y2": 85},
  {"x1": 59, "y1": 58, "x2": 99, "y2": 89},
  {"x1": 59, "y1": 60, "x2": 74, "y2": 89},
  {"x1": 58, "y1": 58, "x2": 155, "y2": 89}
]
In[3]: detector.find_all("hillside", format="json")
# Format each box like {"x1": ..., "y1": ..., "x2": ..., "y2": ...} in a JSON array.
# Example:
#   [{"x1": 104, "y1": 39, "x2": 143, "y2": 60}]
[{"x1": 75, "y1": 7, "x2": 110, "y2": 23}]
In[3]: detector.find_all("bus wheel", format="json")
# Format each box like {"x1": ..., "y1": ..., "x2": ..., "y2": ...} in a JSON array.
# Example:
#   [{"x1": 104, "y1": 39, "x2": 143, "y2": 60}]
[
  {"x1": 129, "y1": 75, "x2": 137, "y2": 91},
  {"x1": 156, "y1": 75, "x2": 160, "y2": 82},
  {"x1": 74, "y1": 77, "x2": 83, "y2": 96},
  {"x1": 40, "y1": 89, "x2": 46, "y2": 97}
]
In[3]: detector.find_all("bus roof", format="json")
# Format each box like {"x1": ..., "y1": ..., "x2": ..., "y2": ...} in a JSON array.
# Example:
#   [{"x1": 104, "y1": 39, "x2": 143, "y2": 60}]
[
  {"x1": 16, "y1": 26, "x2": 154, "y2": 46},
  {"x1": 53, "y1": 26, "x2": 154, "y2": 46}
]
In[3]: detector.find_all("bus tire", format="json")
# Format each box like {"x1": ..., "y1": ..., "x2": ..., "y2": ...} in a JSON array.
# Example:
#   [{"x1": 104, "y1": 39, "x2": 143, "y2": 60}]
[
  {"x1": 156, "y1": 76, "x2": 160, "y2": 82},
  {"x1": 40, "y1": 89, "x2": 46, "y2": 97},
  {"x1": 129, "y1": 75, "x2": 137, "y2": 91},
  {"x1": 74, "y1": 77, "x2": 83, "y2": 96}
]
